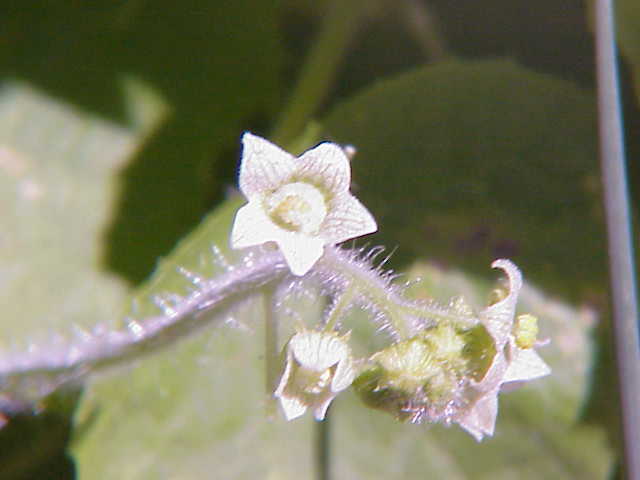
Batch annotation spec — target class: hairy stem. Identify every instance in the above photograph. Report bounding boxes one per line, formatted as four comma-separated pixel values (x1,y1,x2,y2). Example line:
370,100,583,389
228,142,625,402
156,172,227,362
318,248,460,340
1,249,289,402
1,244,469,405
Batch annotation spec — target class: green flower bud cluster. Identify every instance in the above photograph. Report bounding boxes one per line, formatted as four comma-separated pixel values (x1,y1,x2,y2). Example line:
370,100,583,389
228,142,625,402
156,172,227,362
353,321,495,424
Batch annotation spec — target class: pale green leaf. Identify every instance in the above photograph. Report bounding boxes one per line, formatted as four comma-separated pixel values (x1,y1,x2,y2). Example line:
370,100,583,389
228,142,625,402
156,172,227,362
0,78,164,345
0,77,166,478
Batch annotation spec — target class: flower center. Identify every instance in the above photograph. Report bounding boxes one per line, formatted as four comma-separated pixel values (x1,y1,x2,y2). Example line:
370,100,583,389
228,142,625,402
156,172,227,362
266,182,328,234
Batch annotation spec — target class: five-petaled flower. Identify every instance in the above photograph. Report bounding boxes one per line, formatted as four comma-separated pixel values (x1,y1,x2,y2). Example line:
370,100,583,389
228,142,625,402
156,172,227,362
274,329,355,421
231,133,377,275
454,259,551,441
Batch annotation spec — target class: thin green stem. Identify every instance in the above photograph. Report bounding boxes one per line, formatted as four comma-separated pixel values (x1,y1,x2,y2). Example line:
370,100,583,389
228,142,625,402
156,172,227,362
264,285,280,418
315,414,331,480
323,286,356,332
271,0,366,146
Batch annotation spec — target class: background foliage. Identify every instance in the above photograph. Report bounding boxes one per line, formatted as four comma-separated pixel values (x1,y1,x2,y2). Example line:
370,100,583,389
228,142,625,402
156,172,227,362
1,1,638,478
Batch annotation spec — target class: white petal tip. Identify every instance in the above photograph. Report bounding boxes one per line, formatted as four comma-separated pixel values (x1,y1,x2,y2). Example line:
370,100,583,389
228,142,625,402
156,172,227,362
278,395,307,421
278,237,325,276
313,398,334,420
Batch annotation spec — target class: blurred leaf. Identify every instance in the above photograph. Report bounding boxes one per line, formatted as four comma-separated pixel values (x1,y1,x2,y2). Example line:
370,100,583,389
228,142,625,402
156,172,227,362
103,0,285,284
0,77,164,476
0,78,163,344
323,59,604,301
1,0,285,283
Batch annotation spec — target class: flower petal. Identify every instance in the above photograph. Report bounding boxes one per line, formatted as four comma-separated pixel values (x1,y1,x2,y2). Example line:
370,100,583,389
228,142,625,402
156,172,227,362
313,395,337,420
296,142,351,196
321,194,377,244
278,395,308,421
456,389,499,441
290,330,350,371
331,354,355,392
275,232,325,276
239,132,296,198
481,259,522,348
230,201,280,249
503,346,551,384
274,347,295,398
473,349,508,393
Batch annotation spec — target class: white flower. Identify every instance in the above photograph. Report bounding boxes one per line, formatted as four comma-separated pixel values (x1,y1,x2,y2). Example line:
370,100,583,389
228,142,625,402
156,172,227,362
231,132,377,276
274,329,355,421
454,259,551,441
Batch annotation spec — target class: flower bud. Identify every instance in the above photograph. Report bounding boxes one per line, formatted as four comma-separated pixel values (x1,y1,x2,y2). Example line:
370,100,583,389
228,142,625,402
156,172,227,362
274,329,355,421
353,322,495,424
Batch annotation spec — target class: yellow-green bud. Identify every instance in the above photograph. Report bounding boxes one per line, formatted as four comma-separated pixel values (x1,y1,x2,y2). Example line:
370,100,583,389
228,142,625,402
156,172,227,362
513,314,539,349
353,323,496,424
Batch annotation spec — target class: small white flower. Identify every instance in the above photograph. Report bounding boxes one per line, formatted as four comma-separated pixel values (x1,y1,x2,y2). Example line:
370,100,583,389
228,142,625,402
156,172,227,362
274,329,355,421
231,132,377,276
455,259,551,441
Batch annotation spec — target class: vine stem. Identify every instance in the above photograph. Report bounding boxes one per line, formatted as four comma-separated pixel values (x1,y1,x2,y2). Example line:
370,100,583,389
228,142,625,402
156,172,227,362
0,249,289,402
2,246,450,403
594,0,640,477
320,248,456,340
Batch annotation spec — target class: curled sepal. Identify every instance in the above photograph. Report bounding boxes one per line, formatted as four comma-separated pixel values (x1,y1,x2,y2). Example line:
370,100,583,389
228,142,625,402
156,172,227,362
231,133,377,276
453,259,551,441
274,329,355,421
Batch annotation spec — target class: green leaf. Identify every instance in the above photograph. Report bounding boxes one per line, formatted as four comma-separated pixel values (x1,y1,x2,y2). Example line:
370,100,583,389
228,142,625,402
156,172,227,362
1,1,285,283
102,0,285,283
0,78,163,348
324,59,603,301
0,77,165,477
